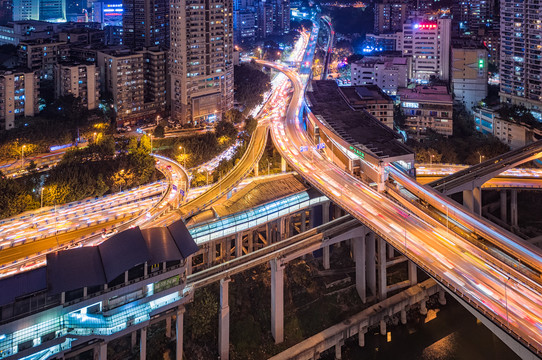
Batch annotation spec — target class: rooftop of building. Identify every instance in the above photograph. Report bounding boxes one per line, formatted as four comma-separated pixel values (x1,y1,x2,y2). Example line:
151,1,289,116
307,80,412,159
353,54,408,66
58,27,104,34
98,46,165,57
0,20,58,29
398,85,452,103
338,85,393,104
451,37,486,49
19,38,67,45
0,67,37,75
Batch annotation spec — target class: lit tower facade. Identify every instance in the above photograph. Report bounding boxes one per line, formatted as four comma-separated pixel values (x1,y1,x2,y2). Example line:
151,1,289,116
170,0,234,123
500,0,542,119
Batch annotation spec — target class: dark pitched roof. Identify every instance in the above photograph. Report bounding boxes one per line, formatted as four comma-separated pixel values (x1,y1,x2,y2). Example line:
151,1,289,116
0,267,47,305
46,247,106,294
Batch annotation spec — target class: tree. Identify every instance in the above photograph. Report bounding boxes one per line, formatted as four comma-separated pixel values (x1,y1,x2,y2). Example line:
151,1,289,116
223,109,244,124
140,135,152,153
153,125,165,138
215,120,237,140
245,116,258,134
234,64,271,111
186,288,218,340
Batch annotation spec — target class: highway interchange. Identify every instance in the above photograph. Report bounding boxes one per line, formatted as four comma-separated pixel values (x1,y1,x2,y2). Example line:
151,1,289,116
0,22,542,355
258,32,542,352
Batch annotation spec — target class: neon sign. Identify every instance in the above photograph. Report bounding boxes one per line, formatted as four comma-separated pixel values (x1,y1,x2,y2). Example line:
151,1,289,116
415,23,437,30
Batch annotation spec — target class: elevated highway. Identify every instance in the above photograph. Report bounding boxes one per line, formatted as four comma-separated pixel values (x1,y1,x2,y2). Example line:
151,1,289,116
416,164,542,189
261,60,542,358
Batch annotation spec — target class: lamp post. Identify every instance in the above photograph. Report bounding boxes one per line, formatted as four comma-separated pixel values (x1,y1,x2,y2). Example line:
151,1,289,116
40,187,45,208
93,132,97,143
179,146,186,168
479,153,485,164
430,154,434,167
119,169,125,192
21,145,26,171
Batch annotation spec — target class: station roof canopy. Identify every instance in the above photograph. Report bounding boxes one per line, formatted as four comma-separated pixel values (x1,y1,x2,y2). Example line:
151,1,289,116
0,219,199,303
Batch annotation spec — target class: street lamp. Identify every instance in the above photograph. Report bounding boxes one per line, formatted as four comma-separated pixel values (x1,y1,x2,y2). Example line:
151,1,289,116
430,154,435,167
40,187,45,208
479,153,485,164
21,145,26,171
119,169,125,192
179,146,186,168
93,132,97,143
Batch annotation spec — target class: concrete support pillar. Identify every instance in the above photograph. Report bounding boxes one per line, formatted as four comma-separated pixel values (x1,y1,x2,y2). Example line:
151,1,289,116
83,287,88,297
254,162,259,177
438,289,447,306
335,343,342,360
420,299,428,316
377,238,387,300
400,309,407,325
278,217,285,241
143,262,148,277
166,316,172,339
96,342,107,360
207,244,214,267
176,307,185,360
500,190,507,222
387,244,394,260
366,232,376,298
358,327,366,347
379,319,386,336
323,202,330,224
124,271,129,284
186,256,193,276
270,258,285,344
408,261,417,286
266,223,272,244
235,232,242,258
300,211,307,233
354,236,366,303
323,245,330,270
281,156,287,172
219,278,231,360
140,327,147,360
308,209,314,229
463,187,482,216
131,331,137,349
511,189,518,228
248,231,253,253
61,292,65,304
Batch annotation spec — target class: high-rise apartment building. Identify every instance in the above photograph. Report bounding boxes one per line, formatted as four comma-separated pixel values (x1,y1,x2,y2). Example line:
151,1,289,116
273,0,290,35
169,0,234,123
374,0,408,34
18,39,69,80
0,69,39,130
234,10,256,43
54,62,100,110
258,1,274,38
13,0,66,21
402,18,451,83
500,0,542,119
123,0,169,49
451,40,488,112
39,0,66,20
398,85,454,138
452,0,495,34
97,47,166,125
351,55,410,96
